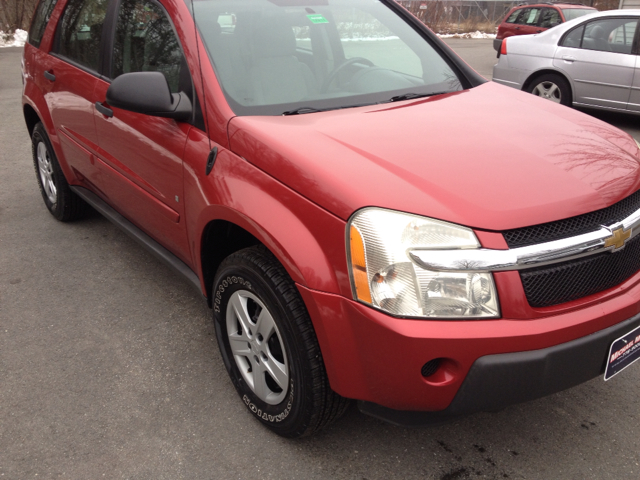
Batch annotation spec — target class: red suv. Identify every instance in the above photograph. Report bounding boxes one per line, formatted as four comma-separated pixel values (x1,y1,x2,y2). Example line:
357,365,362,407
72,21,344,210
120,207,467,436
22,0,640,437
494,2,596,52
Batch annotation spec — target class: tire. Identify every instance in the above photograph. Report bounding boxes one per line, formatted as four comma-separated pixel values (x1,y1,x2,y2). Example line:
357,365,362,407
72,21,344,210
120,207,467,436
526,74,572,107
213,245,350,438
31,122,87,221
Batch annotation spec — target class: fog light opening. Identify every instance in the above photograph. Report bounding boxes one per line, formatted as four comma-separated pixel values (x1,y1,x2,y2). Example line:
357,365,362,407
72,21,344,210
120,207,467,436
421,358,442,378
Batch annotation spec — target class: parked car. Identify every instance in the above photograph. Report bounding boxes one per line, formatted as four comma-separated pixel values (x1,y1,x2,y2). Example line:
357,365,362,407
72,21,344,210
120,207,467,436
22,0,640,437
494,2,596,52
493,10,640,112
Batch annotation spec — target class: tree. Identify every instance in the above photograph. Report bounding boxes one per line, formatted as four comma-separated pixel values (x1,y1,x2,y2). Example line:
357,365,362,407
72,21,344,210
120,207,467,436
0,0,39,33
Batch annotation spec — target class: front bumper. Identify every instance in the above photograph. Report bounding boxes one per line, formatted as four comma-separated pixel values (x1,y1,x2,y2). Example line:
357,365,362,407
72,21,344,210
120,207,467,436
358,310,640,425
297,269,640,419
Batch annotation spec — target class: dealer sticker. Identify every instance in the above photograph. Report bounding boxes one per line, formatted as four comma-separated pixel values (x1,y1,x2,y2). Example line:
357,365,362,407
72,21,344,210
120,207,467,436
604,325,640,381
307,14,329,24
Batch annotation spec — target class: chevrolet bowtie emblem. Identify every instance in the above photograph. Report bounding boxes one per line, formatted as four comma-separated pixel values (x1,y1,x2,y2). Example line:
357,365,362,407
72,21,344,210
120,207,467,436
604,227,631,251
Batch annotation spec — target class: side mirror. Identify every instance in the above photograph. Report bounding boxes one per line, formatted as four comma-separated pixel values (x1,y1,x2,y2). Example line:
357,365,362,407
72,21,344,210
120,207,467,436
106,71,192,122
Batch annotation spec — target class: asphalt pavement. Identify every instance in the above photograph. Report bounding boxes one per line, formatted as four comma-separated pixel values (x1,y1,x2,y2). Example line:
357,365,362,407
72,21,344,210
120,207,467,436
2,42,640,480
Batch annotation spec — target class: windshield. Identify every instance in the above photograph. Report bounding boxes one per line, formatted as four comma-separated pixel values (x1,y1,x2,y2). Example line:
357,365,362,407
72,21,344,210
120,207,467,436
561,8,595,21
191,0,463,115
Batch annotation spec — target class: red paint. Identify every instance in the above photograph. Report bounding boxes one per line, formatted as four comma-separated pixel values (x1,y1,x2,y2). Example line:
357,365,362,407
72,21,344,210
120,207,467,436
228,83,640,230
21,0,640,414
496,3,596,42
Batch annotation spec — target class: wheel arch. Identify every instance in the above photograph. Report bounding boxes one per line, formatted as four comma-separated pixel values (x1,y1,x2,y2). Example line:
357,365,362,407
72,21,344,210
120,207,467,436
196,196,348,307
23,103,41,137
200,219,261,307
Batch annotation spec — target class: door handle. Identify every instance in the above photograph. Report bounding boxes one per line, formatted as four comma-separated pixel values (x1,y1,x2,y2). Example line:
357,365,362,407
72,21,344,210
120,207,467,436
536,29,542,33
515,27,520,30
43,70,56,82
95,101,113,118
562,55,576,63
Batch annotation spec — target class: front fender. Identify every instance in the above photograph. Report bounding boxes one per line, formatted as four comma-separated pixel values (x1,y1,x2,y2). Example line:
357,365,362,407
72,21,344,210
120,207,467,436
183,128,352,299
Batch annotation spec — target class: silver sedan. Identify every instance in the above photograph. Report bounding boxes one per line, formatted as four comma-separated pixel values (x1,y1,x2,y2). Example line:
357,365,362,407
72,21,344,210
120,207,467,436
493,9,640,114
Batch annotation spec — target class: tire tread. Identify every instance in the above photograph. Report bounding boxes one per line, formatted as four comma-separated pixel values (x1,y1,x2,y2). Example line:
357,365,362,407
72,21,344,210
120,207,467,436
219,245,350,437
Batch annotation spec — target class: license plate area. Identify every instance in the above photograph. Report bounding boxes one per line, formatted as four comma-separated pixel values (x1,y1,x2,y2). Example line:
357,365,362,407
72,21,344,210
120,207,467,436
605,324,640,381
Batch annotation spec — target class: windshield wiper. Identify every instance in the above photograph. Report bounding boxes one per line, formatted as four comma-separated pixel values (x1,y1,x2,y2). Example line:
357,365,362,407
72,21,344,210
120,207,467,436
282,106,324,116
282,102,376,116
386,92,449,103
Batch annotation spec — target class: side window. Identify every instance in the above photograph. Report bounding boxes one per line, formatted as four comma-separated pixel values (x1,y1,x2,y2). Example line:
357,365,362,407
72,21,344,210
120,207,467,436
57,0,108,72
522,8,541,26
505,10,520,24
112,0,185,93
610,20,637,51
538,8,561,29
28,0,58,48
561,25,584,48
218,13,236,33
514,8,531,25
294,25,311,51
582,18,637,54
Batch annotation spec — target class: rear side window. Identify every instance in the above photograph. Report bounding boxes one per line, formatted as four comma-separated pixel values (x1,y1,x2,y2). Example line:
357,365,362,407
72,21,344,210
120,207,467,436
112,0,186,93
583,18,637,54
561,8,597,22
505,10,520,24
517,8,541,26
56,0,109,72
538,8,561,29
561,18,638,54
28,0,59,48
561,24,584,48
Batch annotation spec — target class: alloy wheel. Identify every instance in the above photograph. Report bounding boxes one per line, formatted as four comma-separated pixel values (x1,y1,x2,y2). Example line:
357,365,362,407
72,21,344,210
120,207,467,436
532,81,562,103
37,141,57,204
226,290,289,405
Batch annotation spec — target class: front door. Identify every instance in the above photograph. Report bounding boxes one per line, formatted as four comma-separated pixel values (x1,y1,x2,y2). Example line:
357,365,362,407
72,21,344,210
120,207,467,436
93,0,194,263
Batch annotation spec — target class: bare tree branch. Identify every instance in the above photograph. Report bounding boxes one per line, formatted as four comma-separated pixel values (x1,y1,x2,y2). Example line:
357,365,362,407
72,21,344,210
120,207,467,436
0,0,39,33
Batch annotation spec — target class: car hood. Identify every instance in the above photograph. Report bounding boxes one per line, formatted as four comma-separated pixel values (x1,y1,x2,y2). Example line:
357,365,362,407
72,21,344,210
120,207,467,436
227,82,640,231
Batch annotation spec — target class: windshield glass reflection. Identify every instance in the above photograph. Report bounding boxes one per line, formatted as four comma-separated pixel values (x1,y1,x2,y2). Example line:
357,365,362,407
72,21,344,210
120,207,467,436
192,0,463,115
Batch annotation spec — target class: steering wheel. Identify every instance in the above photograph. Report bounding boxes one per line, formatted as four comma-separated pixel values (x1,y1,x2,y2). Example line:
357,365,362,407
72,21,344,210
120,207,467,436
320,57,374,93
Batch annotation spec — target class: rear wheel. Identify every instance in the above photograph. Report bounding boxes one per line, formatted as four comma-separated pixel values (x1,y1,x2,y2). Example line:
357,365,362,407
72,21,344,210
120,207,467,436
527,74,571,107
31,122,86,221
213,246,350,438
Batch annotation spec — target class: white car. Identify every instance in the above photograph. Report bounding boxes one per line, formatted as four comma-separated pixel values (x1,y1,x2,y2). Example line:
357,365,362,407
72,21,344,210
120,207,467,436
493,9,640,114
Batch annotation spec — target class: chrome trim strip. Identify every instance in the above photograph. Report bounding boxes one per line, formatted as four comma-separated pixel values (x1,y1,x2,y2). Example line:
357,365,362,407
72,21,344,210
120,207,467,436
409,210,640,273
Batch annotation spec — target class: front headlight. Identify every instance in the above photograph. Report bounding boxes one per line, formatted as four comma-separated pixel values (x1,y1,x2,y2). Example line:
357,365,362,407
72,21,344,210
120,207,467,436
347,208,500,319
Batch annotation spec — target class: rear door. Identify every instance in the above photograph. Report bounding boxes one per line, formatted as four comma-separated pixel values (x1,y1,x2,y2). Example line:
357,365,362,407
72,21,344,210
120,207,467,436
44,0,108,189
498,8,521,40
92,0,195,263
554,17,638,110
512,8,543,38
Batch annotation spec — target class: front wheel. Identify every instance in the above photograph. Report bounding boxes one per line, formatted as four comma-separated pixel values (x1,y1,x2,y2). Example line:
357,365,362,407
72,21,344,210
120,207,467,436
213,246,350,438
526,74,572,107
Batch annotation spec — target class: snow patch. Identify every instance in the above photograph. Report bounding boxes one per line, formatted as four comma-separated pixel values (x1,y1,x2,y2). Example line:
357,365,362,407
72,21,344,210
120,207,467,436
0,29,28,48
438,31,496,39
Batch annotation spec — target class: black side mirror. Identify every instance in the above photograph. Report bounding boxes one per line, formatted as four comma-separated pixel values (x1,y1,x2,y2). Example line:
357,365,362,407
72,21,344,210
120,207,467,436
106,71,192,122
